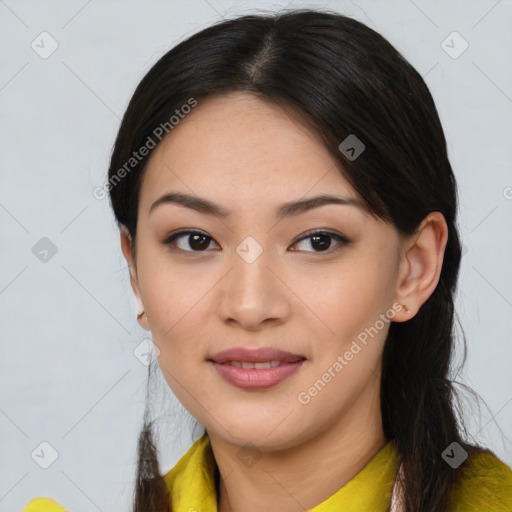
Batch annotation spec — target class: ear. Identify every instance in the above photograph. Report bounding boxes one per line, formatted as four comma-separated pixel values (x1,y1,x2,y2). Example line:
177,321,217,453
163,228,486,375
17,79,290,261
393,211,448,322
120,226,150,330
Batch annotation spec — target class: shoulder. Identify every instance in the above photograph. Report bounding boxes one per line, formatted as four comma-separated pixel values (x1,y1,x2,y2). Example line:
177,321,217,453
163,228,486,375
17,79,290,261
449,447,512,511
22,498,68,512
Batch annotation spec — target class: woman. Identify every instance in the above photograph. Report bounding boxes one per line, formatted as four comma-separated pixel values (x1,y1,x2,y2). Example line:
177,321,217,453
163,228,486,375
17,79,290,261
23,8,512,512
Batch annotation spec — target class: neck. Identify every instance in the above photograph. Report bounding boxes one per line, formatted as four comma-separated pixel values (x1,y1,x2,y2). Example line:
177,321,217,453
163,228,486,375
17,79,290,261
208,382,386,512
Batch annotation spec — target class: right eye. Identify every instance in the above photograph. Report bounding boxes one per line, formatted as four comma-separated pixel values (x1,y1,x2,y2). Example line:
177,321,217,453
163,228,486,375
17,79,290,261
163,230,220,253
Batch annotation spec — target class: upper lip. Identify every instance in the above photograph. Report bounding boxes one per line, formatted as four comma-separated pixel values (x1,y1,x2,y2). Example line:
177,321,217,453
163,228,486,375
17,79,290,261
209,347,305,363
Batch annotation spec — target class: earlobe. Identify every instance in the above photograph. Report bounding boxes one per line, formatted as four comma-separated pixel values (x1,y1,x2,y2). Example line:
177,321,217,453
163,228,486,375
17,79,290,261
137,311,150,330
393,212,448,321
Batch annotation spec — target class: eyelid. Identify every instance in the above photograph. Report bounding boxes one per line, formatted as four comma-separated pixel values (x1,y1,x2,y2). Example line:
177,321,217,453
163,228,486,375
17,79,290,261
294,228,350,245
162,228,350,253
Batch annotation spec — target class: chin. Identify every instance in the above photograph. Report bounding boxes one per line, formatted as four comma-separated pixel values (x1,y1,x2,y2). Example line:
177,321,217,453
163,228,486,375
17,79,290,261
208,420,307,452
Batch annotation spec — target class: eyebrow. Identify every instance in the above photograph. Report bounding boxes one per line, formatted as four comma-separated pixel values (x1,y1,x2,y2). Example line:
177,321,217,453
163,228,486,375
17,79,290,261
148,192,363,221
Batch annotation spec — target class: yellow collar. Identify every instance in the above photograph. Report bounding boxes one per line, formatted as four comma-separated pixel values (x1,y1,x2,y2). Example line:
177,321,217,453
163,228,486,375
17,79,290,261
21,434,512,511
163,434,398,511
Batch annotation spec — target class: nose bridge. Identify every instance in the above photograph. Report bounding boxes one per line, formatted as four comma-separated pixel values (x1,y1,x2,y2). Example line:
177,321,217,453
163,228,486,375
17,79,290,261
218,234,289,328
232,234,275,302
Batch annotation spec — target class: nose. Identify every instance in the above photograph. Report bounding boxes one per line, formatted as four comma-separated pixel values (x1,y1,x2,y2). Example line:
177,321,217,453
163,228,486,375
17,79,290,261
217,244,291,331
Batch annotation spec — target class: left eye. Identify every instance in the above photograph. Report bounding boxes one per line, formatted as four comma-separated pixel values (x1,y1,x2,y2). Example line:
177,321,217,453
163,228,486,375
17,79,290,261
291,231,349,253
163,230,349,253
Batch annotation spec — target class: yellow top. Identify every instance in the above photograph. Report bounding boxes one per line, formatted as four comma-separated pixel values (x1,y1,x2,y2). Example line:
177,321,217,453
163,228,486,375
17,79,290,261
21,498,67,512
22,434,512,511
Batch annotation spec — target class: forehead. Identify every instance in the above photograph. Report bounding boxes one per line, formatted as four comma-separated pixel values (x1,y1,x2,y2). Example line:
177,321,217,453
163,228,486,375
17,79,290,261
139,92,358,212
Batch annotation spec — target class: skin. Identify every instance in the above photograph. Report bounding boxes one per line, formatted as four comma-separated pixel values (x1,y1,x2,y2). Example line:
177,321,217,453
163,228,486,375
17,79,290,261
120,91,448,512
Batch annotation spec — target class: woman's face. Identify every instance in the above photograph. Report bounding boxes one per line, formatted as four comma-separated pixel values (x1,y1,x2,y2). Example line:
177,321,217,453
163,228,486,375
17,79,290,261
123,92,411,450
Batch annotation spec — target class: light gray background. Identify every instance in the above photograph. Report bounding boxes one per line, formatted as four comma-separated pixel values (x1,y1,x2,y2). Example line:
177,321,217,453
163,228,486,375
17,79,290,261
1,0,511,510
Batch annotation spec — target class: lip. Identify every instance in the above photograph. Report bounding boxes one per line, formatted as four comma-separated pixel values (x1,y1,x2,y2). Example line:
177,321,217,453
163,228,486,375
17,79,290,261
208,346,306,390
210,360,305,390
209,346,305,364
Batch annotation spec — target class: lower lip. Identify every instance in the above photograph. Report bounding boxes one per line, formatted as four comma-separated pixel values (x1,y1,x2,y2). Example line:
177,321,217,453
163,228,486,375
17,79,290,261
210,360,304,390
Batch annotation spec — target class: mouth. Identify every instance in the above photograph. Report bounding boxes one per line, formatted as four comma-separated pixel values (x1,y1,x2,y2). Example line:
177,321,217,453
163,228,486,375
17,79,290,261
208,346,306,390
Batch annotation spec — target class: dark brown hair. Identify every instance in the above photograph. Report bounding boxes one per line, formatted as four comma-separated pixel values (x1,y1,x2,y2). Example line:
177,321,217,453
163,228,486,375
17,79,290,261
107,8,487,511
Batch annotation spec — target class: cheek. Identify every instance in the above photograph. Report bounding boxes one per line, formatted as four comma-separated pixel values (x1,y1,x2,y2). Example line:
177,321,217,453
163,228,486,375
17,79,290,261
145,287,211,412
137,240,209,332
296,253,394,348
135,249,213,379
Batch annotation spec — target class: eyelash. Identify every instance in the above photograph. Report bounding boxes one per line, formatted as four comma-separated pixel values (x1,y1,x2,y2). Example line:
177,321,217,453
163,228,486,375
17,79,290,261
162,229,350,255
